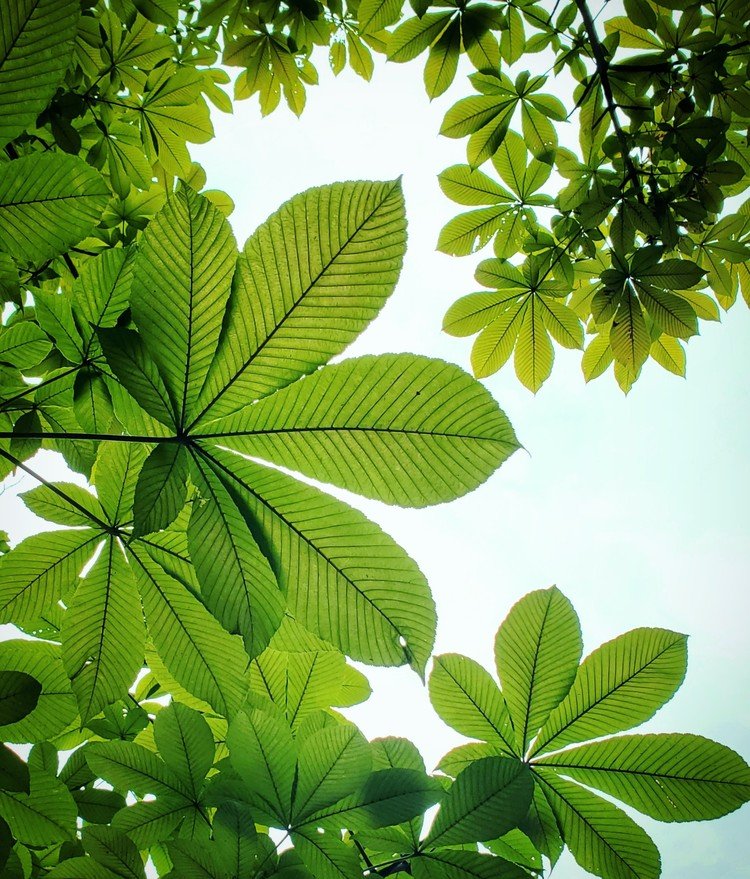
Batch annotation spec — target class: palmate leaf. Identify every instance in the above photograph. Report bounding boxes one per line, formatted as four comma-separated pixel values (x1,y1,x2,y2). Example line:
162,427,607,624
202,447,436,672
0,0,80,147
537,733,750,822
192,179,407,423
199,354,518,507
0,154,109,265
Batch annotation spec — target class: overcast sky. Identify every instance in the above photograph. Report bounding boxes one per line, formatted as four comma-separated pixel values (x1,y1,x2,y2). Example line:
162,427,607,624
2,34,748,879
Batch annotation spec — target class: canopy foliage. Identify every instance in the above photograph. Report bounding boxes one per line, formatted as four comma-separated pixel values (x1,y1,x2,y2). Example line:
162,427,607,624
0,2,748,879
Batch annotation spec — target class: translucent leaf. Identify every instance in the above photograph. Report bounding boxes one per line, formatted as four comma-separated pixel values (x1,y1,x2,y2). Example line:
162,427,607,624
494,587,582,755
201,354,519,507
537,733,750,822
21,483,104,528
153,702,214,799
0,155,108,265
133,444,187,537
532,628,687,756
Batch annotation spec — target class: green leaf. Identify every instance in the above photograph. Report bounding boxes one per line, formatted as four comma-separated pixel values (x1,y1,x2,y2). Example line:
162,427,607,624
0,641,76,743
471,300,527,379
610,292,649,372
302,768,443,830
0,154,108,265
0,671,40,727
582,334,614,382
494,587,582,756
387,13,454,63
292,723,371,822
33,290,84,364
0,745,76,845
227,709,295,826
61,539,144,721
86,741,190,800
514,298,553,392
114,795,196,847
128,547,249,718
437,742,506,778
21,483,104,528
429,654,514,753
650,335,685,376
99,328,177,427
188,454,284,657
538,297,584,349
636,259,704,290
73,248,134,333
426,757,534,846
438,206,515,256
153,702,214,799
0,322,52,369
44,858,124,879
412,849,529,879
92,443,149,527
201,448,436,672
532,628,688,756
358,0,403,34
635,284,698,339
604,16,663,50
444,292,519,338
83,825,146,879
132,444,187,537
0,743,29,794
0,0,80,147
73,371,114,434
438,165,513,207
249,648,345,728
130,186,236,428
536,733,750,822
201,354,519,507
194,180,406,423
424,20,460,100
535,771,660,879
212,802,263,877
0,529,100,624
292,827,362,879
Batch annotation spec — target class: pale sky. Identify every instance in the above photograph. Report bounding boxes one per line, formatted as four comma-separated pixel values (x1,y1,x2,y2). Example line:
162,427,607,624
2,37,749,879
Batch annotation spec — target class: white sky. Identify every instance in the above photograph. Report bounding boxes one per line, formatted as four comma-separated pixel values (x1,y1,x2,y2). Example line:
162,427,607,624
2,37,749,879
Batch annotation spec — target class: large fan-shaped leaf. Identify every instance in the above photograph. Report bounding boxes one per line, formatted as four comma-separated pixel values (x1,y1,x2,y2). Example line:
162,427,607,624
425,757,533,846
429,654,514,754
199,354,519,506
494,587,582,755
202,447,436,672
0,528,100,623
130,185,236,427
535,771,660,879
192,179,407,424
292,723,371,822
0,154,108,264
127,547,248,718
188,454,284,657
226,709,296,827
0,0,80,147
536,733,750,822
532,628,687,756
61,539,144,721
